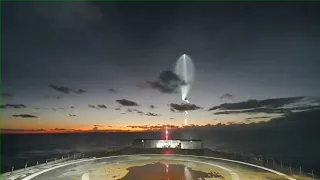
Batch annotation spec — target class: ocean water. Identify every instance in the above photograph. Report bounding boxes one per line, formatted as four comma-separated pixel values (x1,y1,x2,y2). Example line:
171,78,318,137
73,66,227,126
1,132,160,172
1,131,319,174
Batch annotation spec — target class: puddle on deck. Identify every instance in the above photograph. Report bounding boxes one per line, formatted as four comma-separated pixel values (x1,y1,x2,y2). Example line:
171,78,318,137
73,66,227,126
117,162,225,180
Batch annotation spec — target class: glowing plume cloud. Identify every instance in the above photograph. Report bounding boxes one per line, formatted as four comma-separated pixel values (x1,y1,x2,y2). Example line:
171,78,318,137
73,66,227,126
174,54,195,101
175,54,195,125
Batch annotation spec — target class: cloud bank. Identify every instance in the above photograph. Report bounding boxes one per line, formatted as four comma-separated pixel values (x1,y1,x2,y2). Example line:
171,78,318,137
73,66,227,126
170,103,202,111
148,70,185,93
12,114,38,118
116,99,138,106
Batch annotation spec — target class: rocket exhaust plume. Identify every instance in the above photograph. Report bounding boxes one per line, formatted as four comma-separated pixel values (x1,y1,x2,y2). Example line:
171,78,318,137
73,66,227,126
175,54,195,126
174,54,195,101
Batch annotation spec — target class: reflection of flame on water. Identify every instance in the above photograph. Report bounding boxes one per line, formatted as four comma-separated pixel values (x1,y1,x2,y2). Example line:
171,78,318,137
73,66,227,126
184,166,192,180
81,173,90,180
117,162,216,180
163,149,173,154
165,127,168,140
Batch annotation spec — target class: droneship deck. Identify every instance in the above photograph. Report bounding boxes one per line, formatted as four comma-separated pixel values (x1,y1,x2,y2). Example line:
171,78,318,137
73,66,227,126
1,139,315,180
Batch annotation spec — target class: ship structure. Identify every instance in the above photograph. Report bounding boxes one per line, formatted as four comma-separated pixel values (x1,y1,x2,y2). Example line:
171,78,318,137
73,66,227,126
1,139,317,180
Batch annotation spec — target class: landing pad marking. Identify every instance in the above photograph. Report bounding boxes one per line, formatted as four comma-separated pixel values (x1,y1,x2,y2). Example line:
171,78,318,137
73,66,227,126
21,154,295,180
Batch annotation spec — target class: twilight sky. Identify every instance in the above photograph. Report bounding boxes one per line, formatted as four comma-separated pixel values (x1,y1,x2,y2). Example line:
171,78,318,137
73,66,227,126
2,2,320,133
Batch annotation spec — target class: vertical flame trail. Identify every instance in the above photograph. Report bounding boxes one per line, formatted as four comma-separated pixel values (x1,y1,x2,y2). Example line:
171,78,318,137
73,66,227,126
165,127,168,140
184,100,190,125
184,111,188,125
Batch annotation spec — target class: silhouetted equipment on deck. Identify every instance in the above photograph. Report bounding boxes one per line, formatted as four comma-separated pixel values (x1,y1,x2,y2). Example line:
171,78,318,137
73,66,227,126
132,139,204,149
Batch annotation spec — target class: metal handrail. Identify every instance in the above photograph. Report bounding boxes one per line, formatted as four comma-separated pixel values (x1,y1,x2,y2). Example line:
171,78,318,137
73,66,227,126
1,148,318,179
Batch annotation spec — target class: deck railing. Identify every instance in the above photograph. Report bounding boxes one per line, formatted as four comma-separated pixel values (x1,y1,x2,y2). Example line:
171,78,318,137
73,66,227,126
2,148,318,180
2,153,84,177
212,150,318,180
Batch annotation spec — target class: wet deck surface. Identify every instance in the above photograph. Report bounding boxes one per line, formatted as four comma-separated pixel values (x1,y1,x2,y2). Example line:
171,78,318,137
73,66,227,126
2,154,301,180
117,162,225,180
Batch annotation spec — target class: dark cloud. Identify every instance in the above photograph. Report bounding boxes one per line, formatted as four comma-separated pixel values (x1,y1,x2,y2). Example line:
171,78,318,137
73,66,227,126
69,114,76,117
97,104,107,109
108,88,117,93
116,99,138,106
53,128,75,131
0,104,26,109
2,92,13,98
145,112,161,116
137,110,144,114
130,108,138,112
170,108,175,112
12,114,38,118
127,124,180,130
148,70,185,93
70,106,75,109
170,118,174,119
126,108,151,116
74,89,87,94
44,94,63,100
1,128,45,132
88,104,107,109
193,109,320,132
170,103,202,111
287,105,320,111
209,97,304,111
179,109,320,132
213,108,292,115
127,125,148,129
52,107,65,111
49,84,87,94
128,109,143,114
149,105,155,109
214,105,320,115
93,124,103,131
49,84,72,94
114,107,121,111
220,93,233,102
210,97,320,115
88,105,96,109
245,116,272,120
33,107,49,110
94,124,103,127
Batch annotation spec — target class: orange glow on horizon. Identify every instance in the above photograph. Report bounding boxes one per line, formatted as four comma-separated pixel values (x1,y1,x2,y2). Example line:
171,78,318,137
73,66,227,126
1,126,183,134
1,129,166,134
1,117,262,134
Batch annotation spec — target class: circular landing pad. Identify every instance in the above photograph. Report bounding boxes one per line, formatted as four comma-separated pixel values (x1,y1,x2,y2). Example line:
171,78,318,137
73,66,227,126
24,155,296,180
